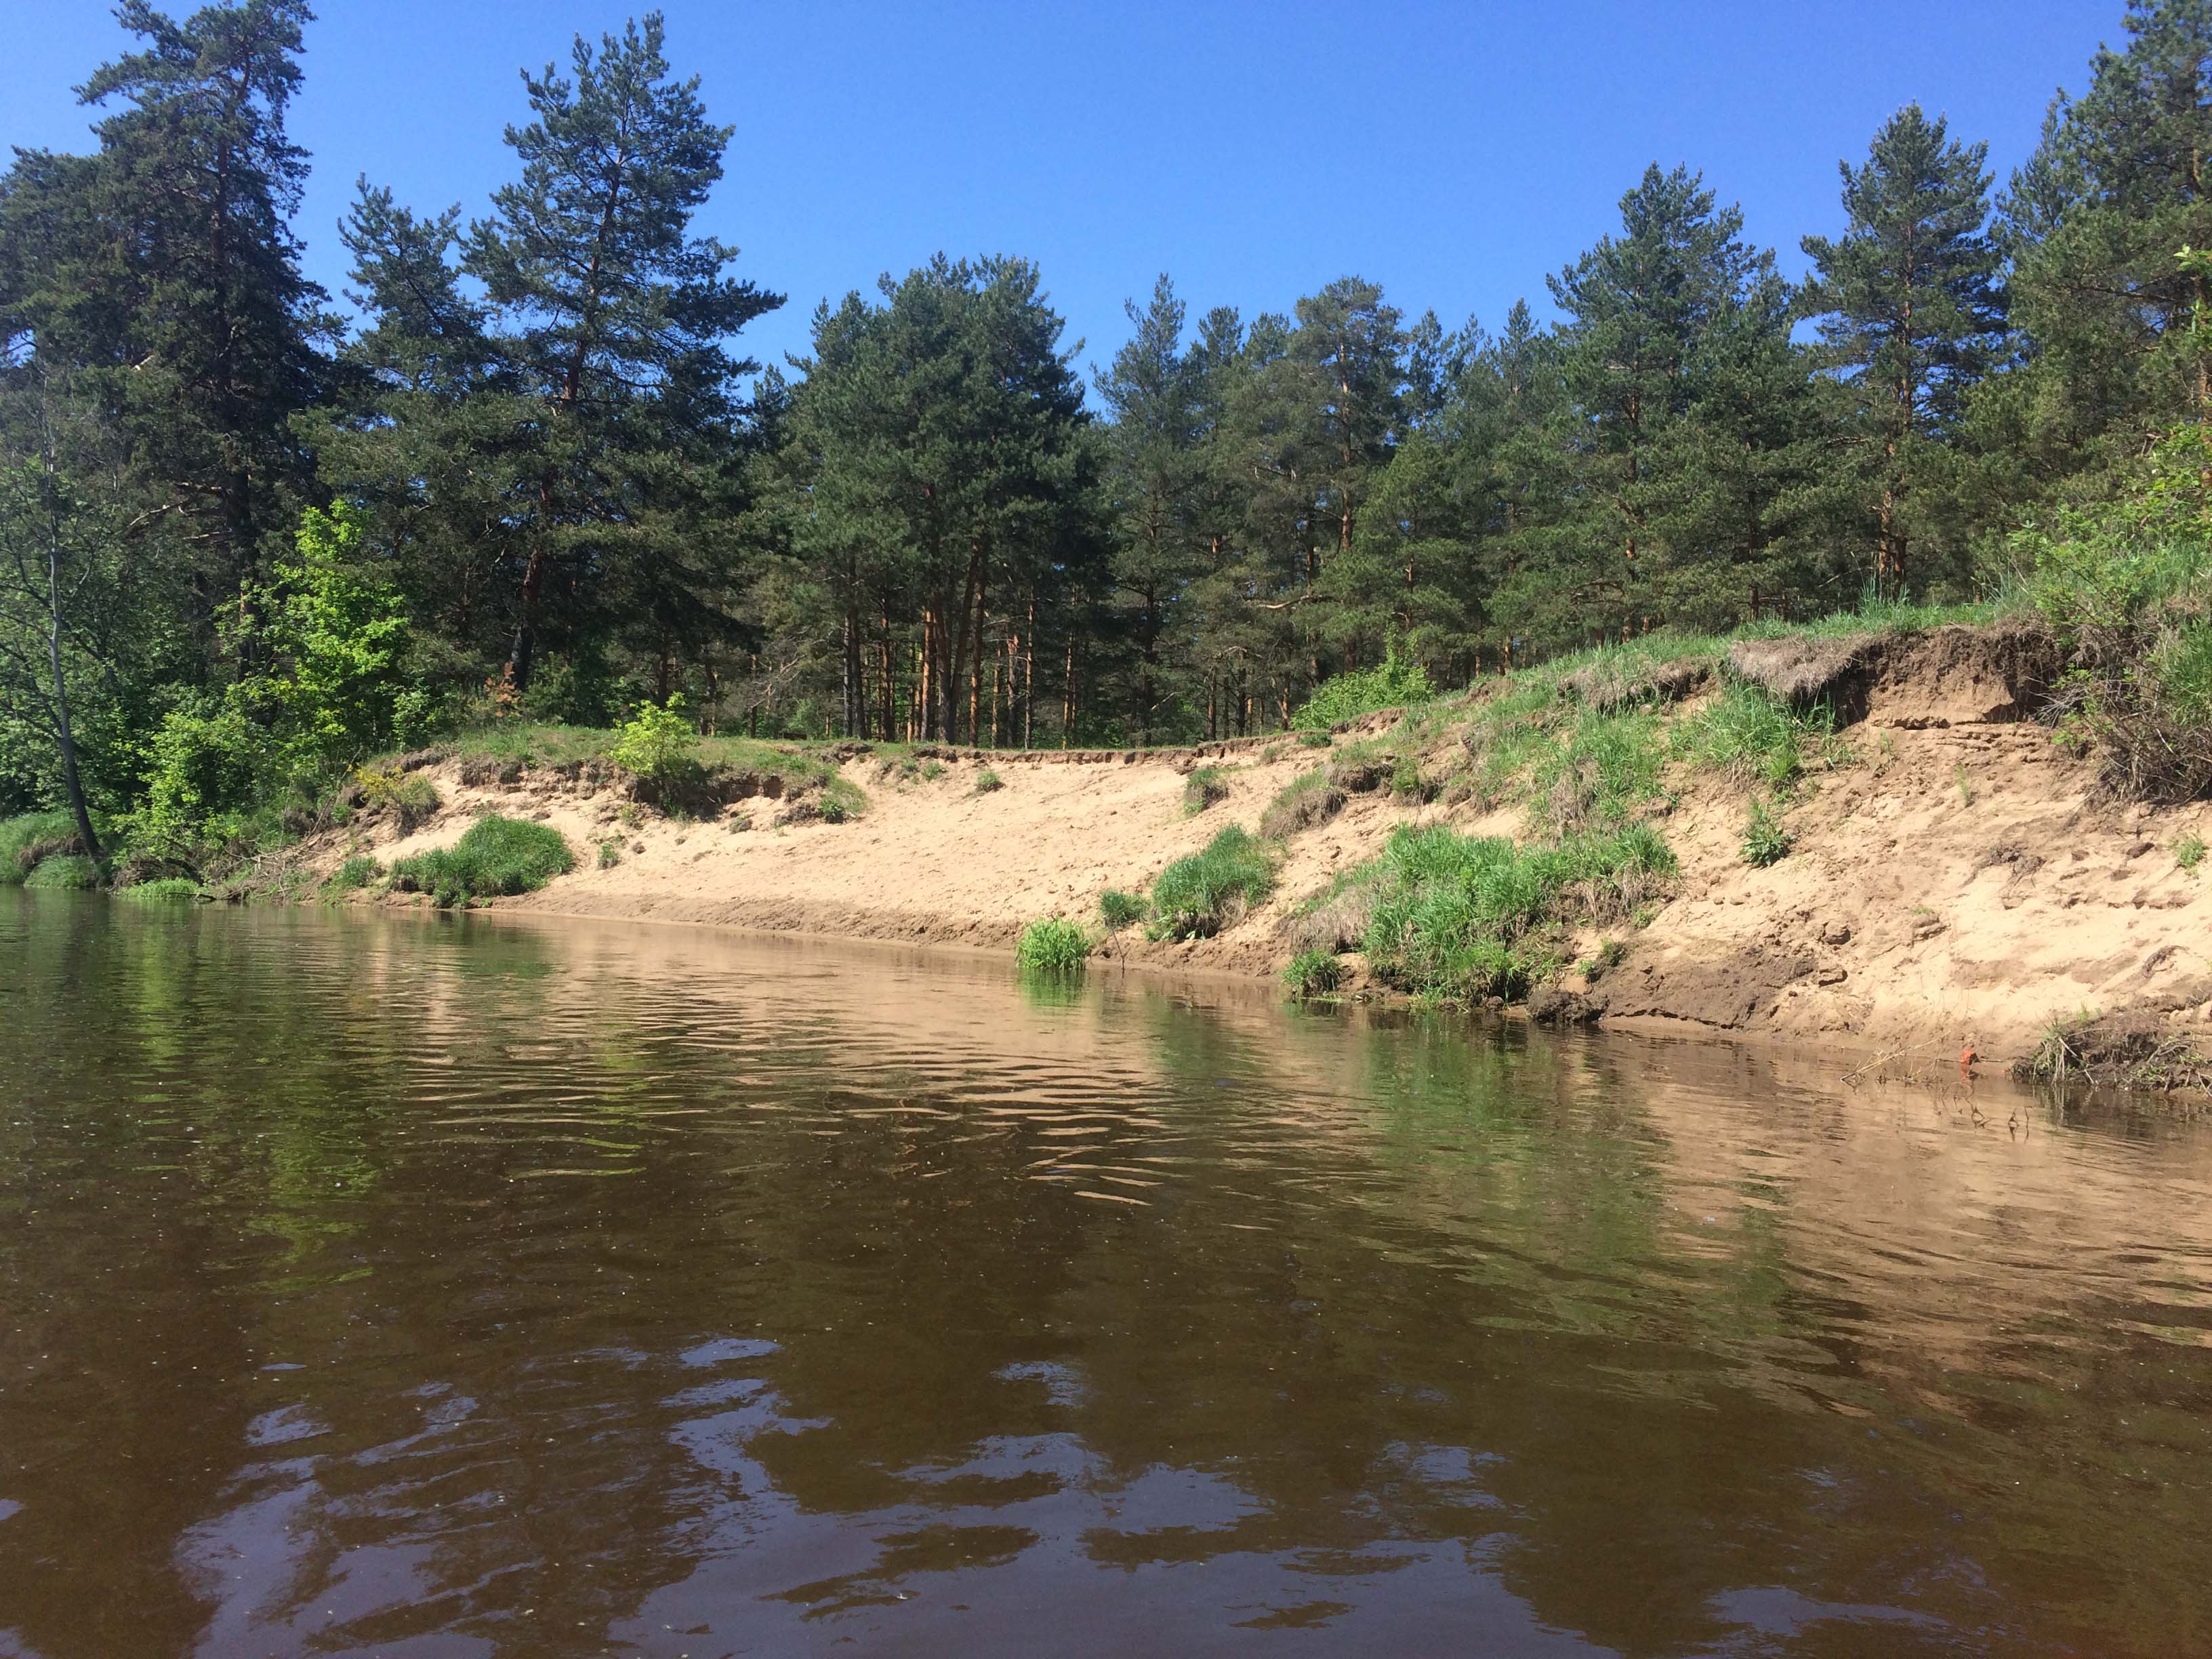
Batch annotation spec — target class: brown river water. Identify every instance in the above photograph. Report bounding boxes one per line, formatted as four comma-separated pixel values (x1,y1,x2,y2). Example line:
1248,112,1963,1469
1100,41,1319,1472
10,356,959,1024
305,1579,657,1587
3,893,2211,1658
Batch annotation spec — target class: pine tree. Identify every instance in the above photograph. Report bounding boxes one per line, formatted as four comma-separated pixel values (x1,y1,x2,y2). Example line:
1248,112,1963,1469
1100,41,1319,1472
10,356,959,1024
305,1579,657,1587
1544,164,1778,638
2001,0,2212,461
1803,104,2007,598
1095,276,1207,742
464,12,781,693
0,0,333,658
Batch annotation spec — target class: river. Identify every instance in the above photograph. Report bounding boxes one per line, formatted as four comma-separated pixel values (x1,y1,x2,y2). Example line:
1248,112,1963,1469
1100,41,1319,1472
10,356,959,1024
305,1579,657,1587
2,893,2209,1657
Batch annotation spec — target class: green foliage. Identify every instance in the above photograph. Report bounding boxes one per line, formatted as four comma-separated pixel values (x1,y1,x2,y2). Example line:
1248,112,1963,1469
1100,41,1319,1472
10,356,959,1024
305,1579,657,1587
2177,833,2206,873
23,854,98,890
136,700,266,856
1357,822,1676,1001
1283,947,1343,998
1292,654,1435,731
1150,825,1276,939
1,812,79,886
597,838,623,869
1296,730,1333,748
117,876,201,903
1015,916,1091,972
1674,684,1828,788
609,698,701,785
1097,888,1147,929
1740,798,1795,867
326,855,384,893
390,815,574,907
253,504,424,777
1183,766,1229,813
356,766,439,831
973,767,1004,794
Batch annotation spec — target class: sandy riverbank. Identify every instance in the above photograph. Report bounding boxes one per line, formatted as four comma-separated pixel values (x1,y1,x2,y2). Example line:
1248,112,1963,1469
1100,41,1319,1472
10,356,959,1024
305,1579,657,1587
304,626,2212,1082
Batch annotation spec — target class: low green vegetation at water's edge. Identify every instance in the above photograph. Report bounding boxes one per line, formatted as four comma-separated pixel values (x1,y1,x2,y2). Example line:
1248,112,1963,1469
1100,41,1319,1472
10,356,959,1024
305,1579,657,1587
389,816,574,908
1149,826,1276,941
1097,888,1147,930
1016,916,1091,972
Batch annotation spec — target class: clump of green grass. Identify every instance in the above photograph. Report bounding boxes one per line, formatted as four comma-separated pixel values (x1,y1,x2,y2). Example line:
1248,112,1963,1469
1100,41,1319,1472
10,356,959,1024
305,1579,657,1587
1098,888,1147,930
1259,770,1346,839
1151,825,1276,940
973,767,1004,795
390,815,574,907
816,776,867,823
118,876,201,903
23,854,98,890
1016,916,1091,972
325,854,384,893
596,838,623,869
1295,730,1332,749
1740,799,1795,867
1183,766,1230,813
1673,683,1830,788
1,811,81,886
1357,823,1676,1002
1283,947,1343,998
2178,832,2207,872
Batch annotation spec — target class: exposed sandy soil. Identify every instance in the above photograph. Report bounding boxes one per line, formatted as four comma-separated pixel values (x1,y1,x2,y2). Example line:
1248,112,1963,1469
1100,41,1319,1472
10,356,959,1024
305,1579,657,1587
311,628,2212,1077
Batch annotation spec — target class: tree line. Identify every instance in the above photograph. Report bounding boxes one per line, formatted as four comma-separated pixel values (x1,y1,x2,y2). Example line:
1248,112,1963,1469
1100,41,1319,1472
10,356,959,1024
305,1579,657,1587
5,0,2212,850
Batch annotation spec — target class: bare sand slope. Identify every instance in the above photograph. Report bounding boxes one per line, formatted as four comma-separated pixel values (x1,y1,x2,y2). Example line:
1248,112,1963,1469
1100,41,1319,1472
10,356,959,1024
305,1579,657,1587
327,647,2212,1075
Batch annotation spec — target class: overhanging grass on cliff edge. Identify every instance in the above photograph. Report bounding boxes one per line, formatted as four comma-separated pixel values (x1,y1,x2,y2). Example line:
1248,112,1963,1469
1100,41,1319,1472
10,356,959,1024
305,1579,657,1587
1353,823,1675,1002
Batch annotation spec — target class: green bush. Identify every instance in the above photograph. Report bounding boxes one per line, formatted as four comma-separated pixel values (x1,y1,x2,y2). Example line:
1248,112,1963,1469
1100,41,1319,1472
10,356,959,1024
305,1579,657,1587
1357,823,1676,1002
1151,825,1276,939
1,811,79,886
1098,888,1147,929
973,767,1004,794
326,855,384,893
1293,653,1435,731
1284,947,1343,997
1016,916,1091,972
1740,798,1795,867
1181,766,1230,813
390,815,574,907
2177,832,2206,872
117,876,202,903
610,698,700,785
597,838,623,869
23,855,98,890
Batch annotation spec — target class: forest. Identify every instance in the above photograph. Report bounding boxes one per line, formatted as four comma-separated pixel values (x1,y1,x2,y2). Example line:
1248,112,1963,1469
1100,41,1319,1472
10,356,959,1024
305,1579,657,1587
3,0,2212,875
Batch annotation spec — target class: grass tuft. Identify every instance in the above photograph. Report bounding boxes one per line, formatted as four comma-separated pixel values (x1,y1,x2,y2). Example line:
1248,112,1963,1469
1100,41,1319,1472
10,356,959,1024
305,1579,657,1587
118,876,202,903
1016,916,1091,972
1283,947,1343,998
390,815,574,907
1151,825,1276,940
1098,888,1147,930
1740,799,1795,867
22,854,98,890
1183,766,1230,813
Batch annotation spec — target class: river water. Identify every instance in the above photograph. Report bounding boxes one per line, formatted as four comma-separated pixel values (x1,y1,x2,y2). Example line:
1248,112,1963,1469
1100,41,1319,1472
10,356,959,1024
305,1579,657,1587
3,894,2210,1658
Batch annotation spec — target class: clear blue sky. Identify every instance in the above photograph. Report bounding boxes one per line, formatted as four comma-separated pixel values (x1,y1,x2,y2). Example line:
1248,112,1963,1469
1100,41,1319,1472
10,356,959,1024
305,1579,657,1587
12,0,2122,382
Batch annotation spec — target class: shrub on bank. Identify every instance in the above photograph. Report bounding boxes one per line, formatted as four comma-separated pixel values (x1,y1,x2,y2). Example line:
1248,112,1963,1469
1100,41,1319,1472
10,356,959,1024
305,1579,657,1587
390,815,574,907
1358,823,1675,1002
1292,654,1433,731
1284,947,1343,998
1183,766,1230,813
1151,825,1275,940
1098,888,1147,930
1017,916,1091,972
